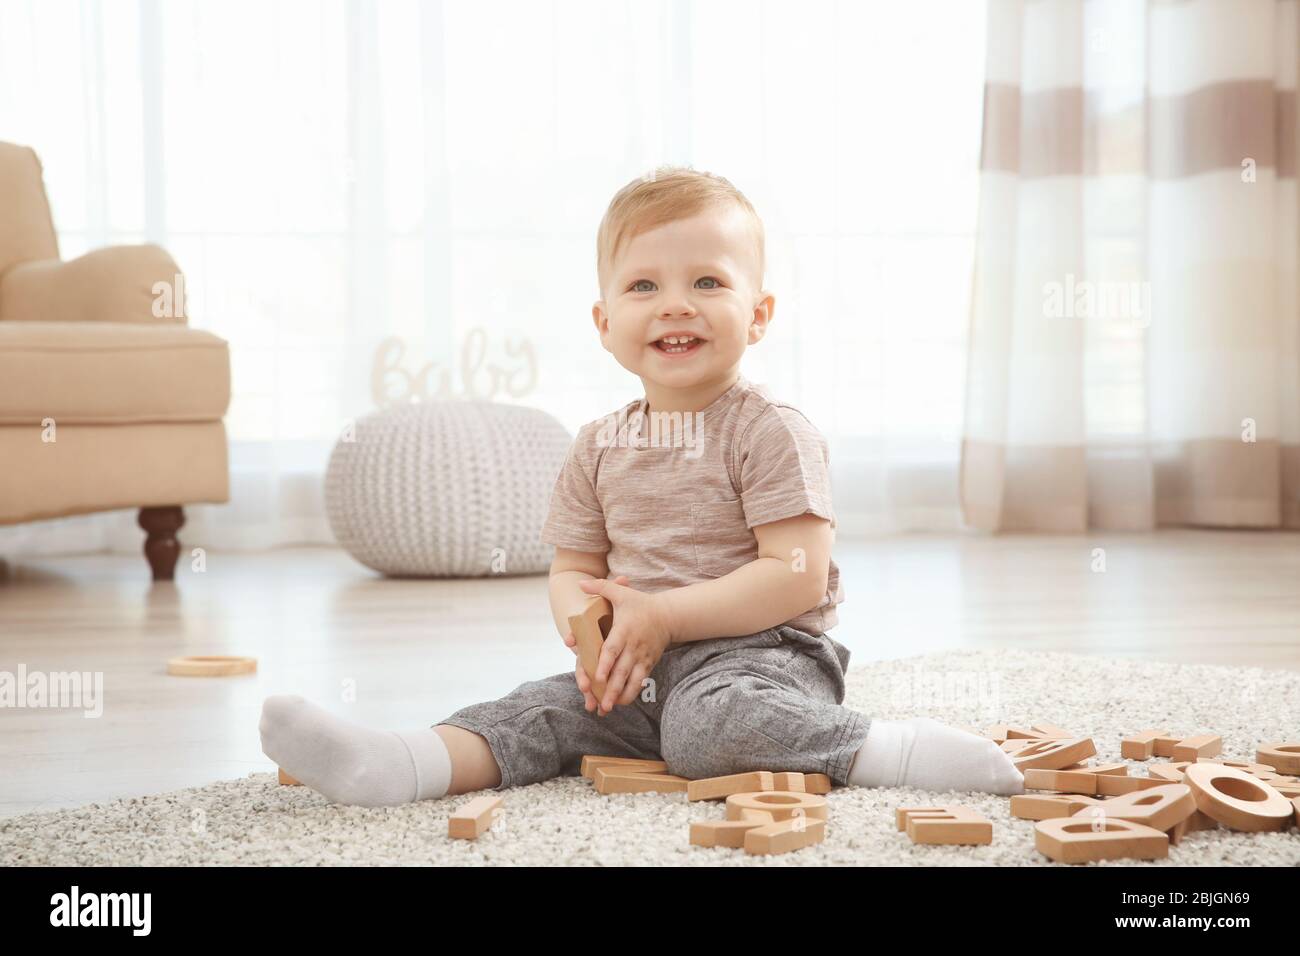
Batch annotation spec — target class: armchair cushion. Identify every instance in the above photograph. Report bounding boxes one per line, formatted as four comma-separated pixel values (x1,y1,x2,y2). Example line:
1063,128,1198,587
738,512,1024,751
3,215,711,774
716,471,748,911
0,321,230,425
0,244,185,325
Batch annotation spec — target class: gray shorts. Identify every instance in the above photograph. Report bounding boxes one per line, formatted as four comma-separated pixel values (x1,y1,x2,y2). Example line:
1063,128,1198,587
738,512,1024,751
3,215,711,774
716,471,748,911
436,624,871,790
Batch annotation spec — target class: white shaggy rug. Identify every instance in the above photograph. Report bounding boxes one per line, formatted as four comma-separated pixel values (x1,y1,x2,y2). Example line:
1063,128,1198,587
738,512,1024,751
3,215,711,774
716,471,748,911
3,648,1299,866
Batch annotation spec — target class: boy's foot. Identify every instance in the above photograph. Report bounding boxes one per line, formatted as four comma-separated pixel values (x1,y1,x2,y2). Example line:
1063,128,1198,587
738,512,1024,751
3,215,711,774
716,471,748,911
847,716,1024,795
259,695,452,806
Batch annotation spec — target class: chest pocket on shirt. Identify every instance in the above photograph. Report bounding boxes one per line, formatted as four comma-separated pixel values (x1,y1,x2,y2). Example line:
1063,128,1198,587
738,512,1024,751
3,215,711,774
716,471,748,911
690,498,753,578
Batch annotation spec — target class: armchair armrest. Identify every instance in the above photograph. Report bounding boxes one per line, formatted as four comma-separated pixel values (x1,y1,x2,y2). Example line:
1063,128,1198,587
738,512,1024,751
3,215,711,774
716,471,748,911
0,244,186,325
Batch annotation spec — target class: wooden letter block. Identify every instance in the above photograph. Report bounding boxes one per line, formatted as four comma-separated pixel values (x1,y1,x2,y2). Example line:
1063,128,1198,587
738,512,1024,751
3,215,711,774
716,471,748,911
1071,783,1196,833
1034,817,1169,863
1257,742,1300,775
1095,774,1176,796
771,772,806,792
1254,770,1300,786
277,768,301,786
1004,726,1042,740
1265,778,1300,799
1152,734,1184,758
687,771,774,802
1086,764,1128,780
1147,762,1190,782
1010,793,1107,821
568,596,613,700
1205,759,1277,777
897,806,992,845
1030,723,1075,739
744,816,827,856
725,790,828,822
988,725,1039,743
448,795,503,840
1167,808,1219,845
1011,737,1097,771
594,768,690,794
1183,764,1293,832
1172,734,1222,762
803,773,833,794
1022,768,1101,795
1069,762,1128,776
689,810,775,849
580,755,669,780
1120,729,1169,760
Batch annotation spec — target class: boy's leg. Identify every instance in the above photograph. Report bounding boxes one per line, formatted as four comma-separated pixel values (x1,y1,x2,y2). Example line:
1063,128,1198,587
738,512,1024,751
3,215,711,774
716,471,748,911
657,627,868,783
436,668,663,791
657,626,1022,794
259,694,456,807
259,665,664,807
434,724,502,794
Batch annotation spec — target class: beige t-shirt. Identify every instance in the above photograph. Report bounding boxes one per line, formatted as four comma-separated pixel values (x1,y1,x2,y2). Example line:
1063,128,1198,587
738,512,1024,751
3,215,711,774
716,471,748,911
539,374,843,635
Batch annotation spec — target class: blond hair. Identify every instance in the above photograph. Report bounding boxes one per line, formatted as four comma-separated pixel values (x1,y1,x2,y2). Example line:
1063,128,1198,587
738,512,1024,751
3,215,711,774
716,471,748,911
595,166,765,295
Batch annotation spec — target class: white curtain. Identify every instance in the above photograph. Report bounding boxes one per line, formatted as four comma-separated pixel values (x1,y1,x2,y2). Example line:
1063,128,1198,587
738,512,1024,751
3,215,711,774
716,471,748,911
963,0,1299,531
0,0,988,556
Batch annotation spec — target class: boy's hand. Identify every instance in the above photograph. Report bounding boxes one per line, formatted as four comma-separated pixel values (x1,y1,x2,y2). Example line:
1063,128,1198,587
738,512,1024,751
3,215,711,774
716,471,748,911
565,575,629,714
573,657,600,713
577,576,673,715
561,574,629,656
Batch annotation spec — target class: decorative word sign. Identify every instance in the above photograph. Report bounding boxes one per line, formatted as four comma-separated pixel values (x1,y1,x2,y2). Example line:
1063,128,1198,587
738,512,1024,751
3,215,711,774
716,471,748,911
370,328,537,408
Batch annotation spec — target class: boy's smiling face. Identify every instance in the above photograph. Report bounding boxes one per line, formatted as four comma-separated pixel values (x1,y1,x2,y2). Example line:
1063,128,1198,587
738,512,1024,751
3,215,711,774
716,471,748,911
592,206,774,411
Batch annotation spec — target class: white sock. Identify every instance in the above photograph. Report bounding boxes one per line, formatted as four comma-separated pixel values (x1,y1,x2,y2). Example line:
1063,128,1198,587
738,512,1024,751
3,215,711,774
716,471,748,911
259,695,452,807
847,717,1024,795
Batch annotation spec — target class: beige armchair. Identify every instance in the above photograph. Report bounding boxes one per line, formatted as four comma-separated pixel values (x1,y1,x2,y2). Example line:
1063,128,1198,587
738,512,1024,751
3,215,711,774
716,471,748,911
0,142,231,580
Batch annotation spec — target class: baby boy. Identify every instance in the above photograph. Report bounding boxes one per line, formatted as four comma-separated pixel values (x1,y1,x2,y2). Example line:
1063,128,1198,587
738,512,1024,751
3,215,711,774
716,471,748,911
259,168,1025,805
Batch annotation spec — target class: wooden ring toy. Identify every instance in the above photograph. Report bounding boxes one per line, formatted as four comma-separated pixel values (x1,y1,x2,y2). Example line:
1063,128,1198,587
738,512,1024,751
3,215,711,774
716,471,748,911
166,655,257,677
1183,763,1292,831
1257,742,1300,775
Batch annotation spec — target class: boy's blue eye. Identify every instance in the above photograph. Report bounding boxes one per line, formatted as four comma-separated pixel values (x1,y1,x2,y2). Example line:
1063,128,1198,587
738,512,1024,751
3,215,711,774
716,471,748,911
629,277,721,292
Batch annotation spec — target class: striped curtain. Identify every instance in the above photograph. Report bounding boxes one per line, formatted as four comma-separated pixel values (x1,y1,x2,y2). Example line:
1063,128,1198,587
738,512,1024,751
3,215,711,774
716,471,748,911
962,0,1299,531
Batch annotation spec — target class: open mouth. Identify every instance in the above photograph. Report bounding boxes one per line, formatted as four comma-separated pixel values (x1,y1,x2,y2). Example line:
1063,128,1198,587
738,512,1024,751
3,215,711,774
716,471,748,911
651,336,705,355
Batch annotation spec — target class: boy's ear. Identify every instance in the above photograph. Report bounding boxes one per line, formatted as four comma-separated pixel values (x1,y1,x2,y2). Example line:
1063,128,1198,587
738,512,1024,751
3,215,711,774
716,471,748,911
592,301,611,350
748,291,776,345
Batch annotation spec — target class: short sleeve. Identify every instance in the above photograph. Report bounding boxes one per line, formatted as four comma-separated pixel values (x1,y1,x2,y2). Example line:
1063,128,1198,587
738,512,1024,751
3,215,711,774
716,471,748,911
737,405,835,529
539,426,611,553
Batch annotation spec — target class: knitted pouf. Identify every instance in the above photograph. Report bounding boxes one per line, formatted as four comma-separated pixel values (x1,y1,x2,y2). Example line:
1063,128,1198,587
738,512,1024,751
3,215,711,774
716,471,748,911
324,401,572,577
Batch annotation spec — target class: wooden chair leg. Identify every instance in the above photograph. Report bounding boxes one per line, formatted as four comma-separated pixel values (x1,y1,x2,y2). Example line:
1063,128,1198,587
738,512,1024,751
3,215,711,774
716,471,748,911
138,506,185,581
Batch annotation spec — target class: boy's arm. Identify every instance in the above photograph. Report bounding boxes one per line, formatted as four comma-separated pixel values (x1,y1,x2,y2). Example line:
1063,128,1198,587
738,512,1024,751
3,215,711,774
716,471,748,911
658,513,833,643
548,546,610,638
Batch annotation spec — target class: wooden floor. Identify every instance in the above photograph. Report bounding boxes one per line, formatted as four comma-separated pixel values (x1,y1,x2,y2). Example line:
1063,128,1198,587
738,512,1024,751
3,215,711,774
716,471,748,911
1,530,1298,818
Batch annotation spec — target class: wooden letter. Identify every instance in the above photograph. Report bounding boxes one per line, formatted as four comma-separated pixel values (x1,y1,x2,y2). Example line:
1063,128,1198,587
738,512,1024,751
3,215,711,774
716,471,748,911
1034,817,1169,863
897,806,992,845
568,596,613,700
1120,729,1169,760
448,795,503,840
687,771,775,802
